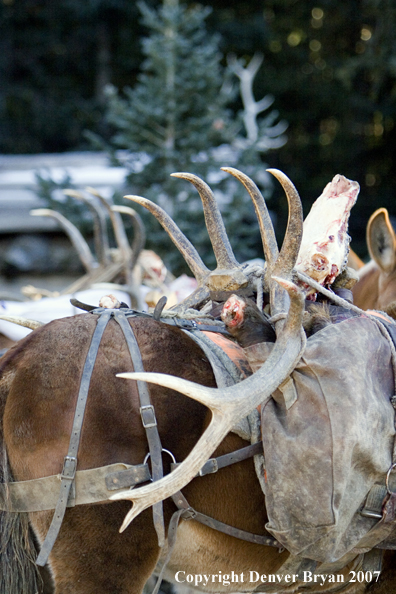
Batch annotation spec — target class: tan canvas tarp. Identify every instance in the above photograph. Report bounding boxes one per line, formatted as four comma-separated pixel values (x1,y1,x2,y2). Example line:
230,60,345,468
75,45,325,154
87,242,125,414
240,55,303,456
245,315,396,563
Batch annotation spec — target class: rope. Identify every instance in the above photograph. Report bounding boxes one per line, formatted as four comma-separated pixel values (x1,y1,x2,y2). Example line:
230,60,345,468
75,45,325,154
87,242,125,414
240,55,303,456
159,308,225,325
268,312,287,324
296,271,396,323
242,262,265,310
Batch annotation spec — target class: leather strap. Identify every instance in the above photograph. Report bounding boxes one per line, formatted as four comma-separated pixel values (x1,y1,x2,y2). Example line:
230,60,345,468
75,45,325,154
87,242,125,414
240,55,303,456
171,441,263,477
72,301,231,335
0,463,150,512
151,315,231,336
2,441,262,513
180,507,283,547
113,310,165,547
171,488,281,548
199,440,263,475
151,508,186,594
149,485,282,594
9,305,260,566
36,310,113,566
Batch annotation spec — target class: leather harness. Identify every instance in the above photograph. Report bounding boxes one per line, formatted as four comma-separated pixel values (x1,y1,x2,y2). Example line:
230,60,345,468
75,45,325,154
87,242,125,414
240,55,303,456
3,302,396,592
0,305,282,569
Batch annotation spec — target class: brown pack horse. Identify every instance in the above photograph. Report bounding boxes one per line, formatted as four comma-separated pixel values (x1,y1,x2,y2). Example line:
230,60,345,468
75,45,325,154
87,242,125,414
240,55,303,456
1,169,396,594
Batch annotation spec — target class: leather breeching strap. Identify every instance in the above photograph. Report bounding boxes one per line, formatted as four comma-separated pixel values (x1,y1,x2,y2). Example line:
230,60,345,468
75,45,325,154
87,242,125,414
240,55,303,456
36,308,166,566
112,309,165,547
36,309,113,566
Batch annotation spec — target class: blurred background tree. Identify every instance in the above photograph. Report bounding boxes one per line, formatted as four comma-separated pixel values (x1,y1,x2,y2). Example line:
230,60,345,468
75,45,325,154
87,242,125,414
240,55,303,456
87,0,286,272
1,0,395,262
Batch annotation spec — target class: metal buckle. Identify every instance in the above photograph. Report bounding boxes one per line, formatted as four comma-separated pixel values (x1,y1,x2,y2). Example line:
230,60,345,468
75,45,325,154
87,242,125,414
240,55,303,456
361,509,383,519
199,458,218,476
181,507,197,520
61,456,77,480
140,405,157,428
175,319,197,330
144,449,176,466
386,463,396,495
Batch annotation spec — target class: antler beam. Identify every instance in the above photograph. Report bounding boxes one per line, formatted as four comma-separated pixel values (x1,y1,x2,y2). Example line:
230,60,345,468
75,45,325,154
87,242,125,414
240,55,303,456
112,276,305,531
30,209,97,273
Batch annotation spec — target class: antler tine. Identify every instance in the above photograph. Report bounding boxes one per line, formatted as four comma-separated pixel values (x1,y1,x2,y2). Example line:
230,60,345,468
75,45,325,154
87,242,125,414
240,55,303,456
85,187,132,268
112,275,305,531
63,189,111,266
169,286,211,313
267,170,303,277
265,170,303,323
30,209,97,273
221,167,279,268
0,315,44,330
111,206,146,271
124,195,210,284
171,172,239,270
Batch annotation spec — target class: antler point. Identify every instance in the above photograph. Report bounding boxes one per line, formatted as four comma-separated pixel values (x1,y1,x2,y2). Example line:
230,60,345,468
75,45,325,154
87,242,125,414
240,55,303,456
124,195,145,202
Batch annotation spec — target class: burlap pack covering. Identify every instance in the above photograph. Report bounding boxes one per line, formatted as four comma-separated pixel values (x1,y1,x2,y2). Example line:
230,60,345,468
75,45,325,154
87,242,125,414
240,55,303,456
244,315,396,563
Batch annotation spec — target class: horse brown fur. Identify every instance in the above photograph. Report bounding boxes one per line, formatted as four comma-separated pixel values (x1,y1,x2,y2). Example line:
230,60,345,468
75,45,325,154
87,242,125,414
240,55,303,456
1,313,396,594
0,314,213,594
352,209,396,315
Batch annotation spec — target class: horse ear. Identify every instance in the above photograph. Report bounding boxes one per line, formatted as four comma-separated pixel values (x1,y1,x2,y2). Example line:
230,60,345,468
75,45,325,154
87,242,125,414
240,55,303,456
367,208,396,273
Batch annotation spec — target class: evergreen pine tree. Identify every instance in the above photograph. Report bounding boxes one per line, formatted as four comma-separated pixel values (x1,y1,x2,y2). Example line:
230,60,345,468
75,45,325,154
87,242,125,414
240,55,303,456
101,0,286,274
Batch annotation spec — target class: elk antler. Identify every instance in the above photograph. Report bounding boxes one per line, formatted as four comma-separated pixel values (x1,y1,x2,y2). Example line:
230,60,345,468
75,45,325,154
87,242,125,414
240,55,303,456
269,170,303,277
267,169,303,324
113,276,305,531
0,315,44,330
124,194,209,284
124,194,212,309
221,167,279,268
171,173,250,296
84,187,144,303
111,171,305,530
30,209,98,273
227,53,274,145
125,169,302,311
218,168,303,324
85,187,132,267
171,173,240,270
111,206,146,271
63,189,111,266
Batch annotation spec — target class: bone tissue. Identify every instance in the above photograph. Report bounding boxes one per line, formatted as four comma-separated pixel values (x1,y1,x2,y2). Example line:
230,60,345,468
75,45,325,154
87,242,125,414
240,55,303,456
296,174,359,293
99,294,121,309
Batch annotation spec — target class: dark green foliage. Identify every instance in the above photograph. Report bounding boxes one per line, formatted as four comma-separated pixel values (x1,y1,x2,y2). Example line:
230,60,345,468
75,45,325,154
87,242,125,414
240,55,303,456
87,1,284,274
193,0,396,259
102,1,231,272
35,170,90,233
212,0,396,259
1,0,396,262
0,0,142,153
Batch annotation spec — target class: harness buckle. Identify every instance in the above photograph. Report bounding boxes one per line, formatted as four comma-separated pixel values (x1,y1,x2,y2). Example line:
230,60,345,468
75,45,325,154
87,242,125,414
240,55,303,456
144,449,176,466
61,456,77,480
199,458,219,476
140,405,157,429
386,463,396,495
174,319,198,330
181,507,197,520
